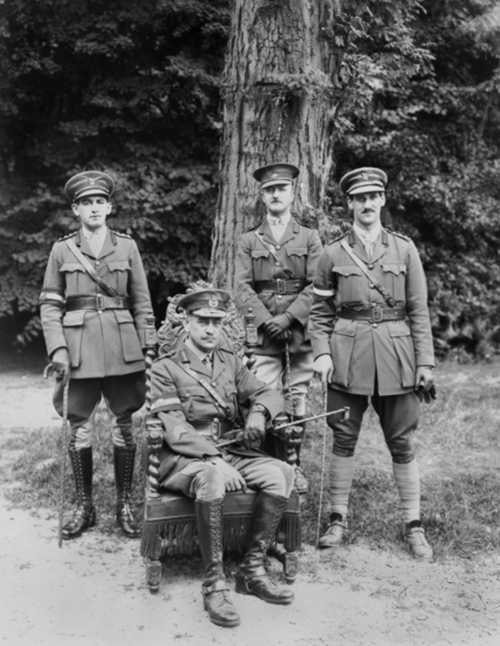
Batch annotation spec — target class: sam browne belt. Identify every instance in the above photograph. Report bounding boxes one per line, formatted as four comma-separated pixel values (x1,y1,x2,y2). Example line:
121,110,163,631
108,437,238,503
254,278,307,295
339,305,406,323
66,295,130,311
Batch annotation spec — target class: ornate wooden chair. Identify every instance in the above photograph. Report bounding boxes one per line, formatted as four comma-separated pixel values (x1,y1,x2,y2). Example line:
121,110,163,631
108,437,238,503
140,282,302,593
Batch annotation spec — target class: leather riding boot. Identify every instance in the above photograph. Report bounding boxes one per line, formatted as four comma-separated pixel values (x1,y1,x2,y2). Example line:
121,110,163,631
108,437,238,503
235,492,294,605
195,499,240,628
62,447,96,540
114,445,141,538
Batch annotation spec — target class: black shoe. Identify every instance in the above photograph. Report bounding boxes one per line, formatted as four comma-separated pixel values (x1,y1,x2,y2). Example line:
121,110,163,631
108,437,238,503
235,567,294,605
203,581,240,627
62,501,96,540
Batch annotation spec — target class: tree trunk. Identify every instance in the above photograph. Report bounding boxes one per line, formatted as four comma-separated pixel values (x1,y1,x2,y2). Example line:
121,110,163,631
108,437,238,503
209,0,341,289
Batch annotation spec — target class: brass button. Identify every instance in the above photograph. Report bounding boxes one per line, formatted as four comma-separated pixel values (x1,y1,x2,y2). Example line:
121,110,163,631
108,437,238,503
368,264,374,270
95,261,100,266
212,382,217,387
369,283,375,289
276,245,281,250
275,262,280,266
372,323,378,328
277,295,283,300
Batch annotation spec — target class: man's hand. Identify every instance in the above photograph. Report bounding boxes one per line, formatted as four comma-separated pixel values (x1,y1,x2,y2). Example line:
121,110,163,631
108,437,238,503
415,366,436,403
263,313,293,339
211,457,247,492
313,354,334,384
241,404,267,449
51,348,71,385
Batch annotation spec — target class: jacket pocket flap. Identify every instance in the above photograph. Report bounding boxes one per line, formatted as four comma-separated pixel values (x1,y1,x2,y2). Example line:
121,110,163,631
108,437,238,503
60,262,85,273
114,309,134,324
333,318,358,337
62,311,86,327
332,265,362,278
381,263,406,276
251,249,270,259
388,321,411,337
107,260,131,272
286,246,308,256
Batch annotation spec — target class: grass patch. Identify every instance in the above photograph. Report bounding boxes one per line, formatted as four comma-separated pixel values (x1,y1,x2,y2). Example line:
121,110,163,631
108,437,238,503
1,408,145,534
299,364,500,559
2,359,500,558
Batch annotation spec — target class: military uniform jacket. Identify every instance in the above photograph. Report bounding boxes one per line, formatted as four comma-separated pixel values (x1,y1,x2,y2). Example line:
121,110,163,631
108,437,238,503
235,217,323,354
40,228,152,379
309,228,435,396
150,343,285,484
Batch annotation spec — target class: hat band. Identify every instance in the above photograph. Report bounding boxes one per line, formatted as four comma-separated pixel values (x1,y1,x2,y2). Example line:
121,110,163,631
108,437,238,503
347,182,385,195
74,186,110,200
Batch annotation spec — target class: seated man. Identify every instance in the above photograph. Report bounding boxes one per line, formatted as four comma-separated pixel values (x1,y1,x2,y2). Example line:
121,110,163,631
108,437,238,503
150,288,295,628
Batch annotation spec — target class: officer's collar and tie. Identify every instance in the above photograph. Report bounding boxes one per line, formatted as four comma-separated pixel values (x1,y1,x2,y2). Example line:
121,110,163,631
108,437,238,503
266,211,291,243
353,221,382,260
81,225,108,257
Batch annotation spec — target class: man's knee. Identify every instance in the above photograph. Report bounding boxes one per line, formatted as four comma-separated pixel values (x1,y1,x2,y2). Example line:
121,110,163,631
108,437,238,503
193,464,226,501
261,462,294,497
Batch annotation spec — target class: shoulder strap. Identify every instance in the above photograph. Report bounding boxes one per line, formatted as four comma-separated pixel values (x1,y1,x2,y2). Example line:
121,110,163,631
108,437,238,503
340,239,397,307
65,237,119,297
254,231,297,279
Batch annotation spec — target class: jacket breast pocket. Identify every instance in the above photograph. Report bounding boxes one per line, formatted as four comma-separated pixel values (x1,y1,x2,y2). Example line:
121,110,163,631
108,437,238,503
389,320,415,388
286,246,308,274
381,263,407,302
60,262,86,294
106,260,131,292
330,318,358,388
179,386,208,420
62,310,86,368
114,309,143,362
332,265,363,303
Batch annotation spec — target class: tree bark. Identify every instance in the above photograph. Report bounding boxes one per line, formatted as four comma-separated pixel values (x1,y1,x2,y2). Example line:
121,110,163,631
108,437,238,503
210,0,341,289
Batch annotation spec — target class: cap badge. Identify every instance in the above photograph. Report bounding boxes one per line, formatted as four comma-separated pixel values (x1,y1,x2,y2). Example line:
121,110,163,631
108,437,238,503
208,298,218,308
360,172,368,180
87,177,97,185
271,173,278,178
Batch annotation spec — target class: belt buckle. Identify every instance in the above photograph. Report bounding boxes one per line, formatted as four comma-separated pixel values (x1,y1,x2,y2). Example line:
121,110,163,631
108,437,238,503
210,419,221,441
96,295,105,311
372,306,383,323
276,279,286,295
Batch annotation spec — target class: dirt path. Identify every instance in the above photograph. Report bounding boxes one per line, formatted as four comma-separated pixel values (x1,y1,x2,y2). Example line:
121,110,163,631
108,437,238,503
0,364,499,646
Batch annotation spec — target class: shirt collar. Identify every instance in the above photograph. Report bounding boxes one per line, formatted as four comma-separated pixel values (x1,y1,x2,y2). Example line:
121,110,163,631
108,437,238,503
267,212,291,227
353,221,381,243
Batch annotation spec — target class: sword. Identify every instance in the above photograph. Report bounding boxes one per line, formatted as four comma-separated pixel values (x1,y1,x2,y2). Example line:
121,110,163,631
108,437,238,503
214,407,350,449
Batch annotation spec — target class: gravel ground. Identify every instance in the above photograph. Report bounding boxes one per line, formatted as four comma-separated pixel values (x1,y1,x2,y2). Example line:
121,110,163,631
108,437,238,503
0,359,499,646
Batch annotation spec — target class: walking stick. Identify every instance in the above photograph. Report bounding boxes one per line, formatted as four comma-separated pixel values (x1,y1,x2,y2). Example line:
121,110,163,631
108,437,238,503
58,379,70,548
316,383,329,545
44,363,70,548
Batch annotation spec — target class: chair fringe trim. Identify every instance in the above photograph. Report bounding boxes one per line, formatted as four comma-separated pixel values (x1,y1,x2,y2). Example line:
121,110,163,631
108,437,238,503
141,511,301,559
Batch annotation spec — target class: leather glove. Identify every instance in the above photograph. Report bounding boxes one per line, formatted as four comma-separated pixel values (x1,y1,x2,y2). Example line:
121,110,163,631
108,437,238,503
242,404,267,449
51,348,71,385
263,313,294,339
416,384,437,404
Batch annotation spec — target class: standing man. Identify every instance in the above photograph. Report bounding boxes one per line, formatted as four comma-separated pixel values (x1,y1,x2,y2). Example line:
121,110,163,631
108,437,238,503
235,163,323,491
310,167,435,559
150,288,295,628
39,170,153,540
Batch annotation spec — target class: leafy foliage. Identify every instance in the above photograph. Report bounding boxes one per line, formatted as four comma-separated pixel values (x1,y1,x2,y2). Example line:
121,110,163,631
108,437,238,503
330,0,500,359
0,0,229,344
1,0,500,358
